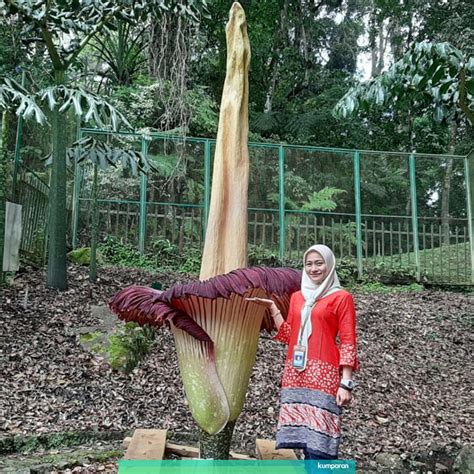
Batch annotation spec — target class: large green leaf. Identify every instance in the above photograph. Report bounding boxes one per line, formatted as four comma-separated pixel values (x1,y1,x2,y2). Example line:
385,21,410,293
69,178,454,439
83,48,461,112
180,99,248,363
333,40,473,124
38,85,130,130
0,76,46,124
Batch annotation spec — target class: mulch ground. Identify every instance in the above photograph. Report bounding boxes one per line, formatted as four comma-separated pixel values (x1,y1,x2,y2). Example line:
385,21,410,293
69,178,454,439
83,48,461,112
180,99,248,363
0,265,472,472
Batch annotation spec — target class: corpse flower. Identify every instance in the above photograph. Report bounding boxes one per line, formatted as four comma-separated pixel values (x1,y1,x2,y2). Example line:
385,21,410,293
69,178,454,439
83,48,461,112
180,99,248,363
109,3,299,458
109,267,301,457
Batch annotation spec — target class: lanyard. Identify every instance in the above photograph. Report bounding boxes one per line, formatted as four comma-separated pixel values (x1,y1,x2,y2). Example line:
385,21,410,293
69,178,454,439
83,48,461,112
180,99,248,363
298,302,316,345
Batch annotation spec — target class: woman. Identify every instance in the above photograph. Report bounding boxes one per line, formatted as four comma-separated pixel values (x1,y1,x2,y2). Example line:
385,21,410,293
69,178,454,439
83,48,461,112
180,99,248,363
248,244,358,460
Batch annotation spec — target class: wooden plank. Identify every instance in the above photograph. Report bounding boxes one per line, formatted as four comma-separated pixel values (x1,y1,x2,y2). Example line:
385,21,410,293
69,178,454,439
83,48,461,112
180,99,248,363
230,451,254,460
255,439,297,460
124,429,168,460
3,202,22,272
123,438,254,460
166,442,199,458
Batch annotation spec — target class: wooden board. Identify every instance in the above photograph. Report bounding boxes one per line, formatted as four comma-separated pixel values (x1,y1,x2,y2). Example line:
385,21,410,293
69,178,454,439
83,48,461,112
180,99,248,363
124,429,168,460
3,202,22,272
123,434,255,460
256,439,297,460
166,442,199,458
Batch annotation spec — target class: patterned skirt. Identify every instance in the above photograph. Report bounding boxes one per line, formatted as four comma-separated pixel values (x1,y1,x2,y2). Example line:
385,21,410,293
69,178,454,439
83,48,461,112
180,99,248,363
275,387,342,459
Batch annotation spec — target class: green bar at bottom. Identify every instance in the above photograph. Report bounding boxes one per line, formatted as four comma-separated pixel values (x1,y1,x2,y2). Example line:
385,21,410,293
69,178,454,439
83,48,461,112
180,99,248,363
118,460,356,474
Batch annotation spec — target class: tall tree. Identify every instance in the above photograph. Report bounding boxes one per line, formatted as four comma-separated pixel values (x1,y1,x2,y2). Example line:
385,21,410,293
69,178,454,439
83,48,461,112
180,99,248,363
0,0,203,289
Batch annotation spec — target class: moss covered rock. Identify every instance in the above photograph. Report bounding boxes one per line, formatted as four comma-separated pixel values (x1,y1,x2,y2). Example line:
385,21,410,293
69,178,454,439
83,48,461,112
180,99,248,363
68,247,104,265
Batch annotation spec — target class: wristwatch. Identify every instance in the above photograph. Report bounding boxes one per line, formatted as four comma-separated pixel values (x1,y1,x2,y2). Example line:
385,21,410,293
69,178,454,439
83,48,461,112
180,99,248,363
340,379,354,391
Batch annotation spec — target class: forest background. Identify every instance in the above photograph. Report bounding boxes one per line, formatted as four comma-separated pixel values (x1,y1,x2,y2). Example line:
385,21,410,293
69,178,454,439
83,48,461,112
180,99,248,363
1,0,473,283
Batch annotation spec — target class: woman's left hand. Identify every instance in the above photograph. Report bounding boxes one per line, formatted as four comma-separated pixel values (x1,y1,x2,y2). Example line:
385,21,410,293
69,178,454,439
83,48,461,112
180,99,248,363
336,387,352,407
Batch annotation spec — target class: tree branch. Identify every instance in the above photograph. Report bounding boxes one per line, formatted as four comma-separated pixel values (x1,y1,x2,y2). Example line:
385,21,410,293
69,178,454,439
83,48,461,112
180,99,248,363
40,25,65,71
64,6,122,69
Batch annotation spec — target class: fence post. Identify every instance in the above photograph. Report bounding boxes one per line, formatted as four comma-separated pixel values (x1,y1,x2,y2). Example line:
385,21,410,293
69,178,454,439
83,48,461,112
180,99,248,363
71,127,83,248
279,145,285,261
12,69,25,202
203,139,211,240
353,151,363,278
409,153,421,281
138,136,149,254
465,152,474,284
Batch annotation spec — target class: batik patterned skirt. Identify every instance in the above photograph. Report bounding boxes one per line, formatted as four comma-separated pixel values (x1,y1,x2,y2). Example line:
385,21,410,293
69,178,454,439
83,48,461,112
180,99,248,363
275,387,342,459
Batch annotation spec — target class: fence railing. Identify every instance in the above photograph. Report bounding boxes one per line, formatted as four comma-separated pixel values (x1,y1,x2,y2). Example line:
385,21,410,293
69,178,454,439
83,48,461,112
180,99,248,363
12,128,473,285
75,196,471,284
15,166,49,264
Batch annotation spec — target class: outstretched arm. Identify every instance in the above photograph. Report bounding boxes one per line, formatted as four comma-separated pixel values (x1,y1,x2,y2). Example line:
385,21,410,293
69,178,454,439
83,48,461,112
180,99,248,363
245,297,284,329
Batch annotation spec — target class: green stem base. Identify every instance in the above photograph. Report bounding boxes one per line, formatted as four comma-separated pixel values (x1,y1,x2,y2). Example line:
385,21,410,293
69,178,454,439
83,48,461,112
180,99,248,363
199,421,236,459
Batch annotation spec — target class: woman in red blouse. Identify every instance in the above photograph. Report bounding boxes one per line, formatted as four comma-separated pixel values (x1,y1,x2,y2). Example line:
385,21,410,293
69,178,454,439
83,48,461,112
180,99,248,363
249,244,358,460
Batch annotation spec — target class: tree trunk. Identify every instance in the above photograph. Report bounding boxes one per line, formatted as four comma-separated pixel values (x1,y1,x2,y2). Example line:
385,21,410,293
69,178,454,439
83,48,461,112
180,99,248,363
264,0,288,113
47,70,68,290
199,421,236,459
0,111,9,282
89,163,98,281
371,17,388,77
441,122,457,245
388,17,403,61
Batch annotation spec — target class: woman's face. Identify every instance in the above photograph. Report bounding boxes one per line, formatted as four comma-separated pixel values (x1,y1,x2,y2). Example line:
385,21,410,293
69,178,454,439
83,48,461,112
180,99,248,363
304,250,328,284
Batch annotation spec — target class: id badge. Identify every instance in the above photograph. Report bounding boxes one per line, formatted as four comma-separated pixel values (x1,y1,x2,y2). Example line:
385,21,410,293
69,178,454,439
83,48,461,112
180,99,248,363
292,344,306,369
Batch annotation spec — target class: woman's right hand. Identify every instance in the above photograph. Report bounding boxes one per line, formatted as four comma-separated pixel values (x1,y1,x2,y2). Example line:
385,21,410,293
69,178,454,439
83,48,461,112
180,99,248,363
245,297,276,310
246,297,284,330
245,297,281,317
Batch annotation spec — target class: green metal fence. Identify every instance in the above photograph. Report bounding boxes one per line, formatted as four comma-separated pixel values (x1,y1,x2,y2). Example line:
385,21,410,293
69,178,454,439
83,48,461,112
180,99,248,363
15,165,49,264
68,128,473,285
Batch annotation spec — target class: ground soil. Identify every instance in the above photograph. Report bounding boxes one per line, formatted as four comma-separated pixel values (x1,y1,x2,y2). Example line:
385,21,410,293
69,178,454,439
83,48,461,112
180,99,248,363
1,265,472,472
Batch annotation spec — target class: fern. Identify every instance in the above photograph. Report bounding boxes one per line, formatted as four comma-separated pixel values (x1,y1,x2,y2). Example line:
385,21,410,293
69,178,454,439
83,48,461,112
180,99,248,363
252,111,285,135
285,112,319,141
301,187,346,211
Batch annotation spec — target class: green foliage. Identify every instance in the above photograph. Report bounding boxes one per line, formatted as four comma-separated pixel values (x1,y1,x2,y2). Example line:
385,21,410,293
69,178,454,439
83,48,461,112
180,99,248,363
110,81,218,134
0,0,204,69
148,153,180,178
62,135,152,174
108,322,155,373
357,281,424,294
335,258,359,285
364,262,417,285
302,187,346,212
0,76,46,123
187,86,218,136
268,171,312,210
150,238,202,274
89,21,148,86
248,245,280,267
98,236,202,274
334,41,474,124
39,85,130,129
99,237,155,269
68,247,92,265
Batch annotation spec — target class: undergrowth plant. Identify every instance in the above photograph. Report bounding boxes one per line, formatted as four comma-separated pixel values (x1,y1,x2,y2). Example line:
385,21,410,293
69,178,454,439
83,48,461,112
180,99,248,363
99,236,202,274
108,322,155,373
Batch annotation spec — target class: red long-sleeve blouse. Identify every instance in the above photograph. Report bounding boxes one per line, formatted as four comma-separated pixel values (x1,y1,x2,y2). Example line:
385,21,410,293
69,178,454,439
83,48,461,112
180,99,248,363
274,289,359,396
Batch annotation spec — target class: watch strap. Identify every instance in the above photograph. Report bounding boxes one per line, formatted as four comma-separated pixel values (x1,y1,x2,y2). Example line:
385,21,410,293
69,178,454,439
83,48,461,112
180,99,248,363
340,382,353,391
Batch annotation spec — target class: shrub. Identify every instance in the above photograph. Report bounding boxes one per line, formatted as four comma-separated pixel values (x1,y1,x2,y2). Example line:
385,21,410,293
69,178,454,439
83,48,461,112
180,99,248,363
99,237,154,269
108,322,155,373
